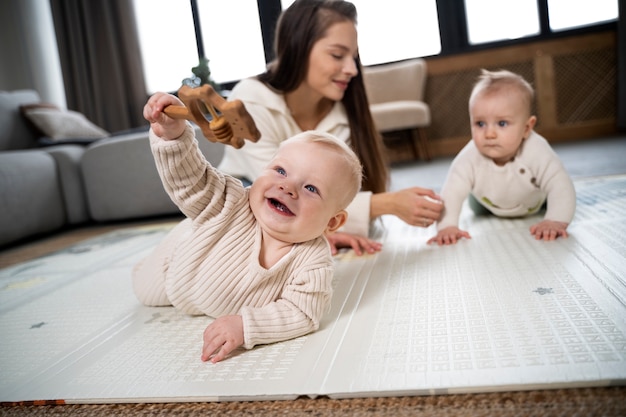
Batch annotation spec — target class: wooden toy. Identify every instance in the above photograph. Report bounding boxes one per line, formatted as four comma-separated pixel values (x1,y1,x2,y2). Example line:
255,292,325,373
163,84,261,148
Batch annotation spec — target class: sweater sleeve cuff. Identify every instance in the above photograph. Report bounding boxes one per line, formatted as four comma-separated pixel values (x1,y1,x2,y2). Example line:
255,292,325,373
149,122,194,147
240,309,255,349
340,191,372,237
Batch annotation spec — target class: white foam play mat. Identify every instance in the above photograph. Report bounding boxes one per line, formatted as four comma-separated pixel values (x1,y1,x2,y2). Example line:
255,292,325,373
1,175,625,404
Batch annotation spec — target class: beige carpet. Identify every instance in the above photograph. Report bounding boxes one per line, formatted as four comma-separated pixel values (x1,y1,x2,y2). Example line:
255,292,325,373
2,387,625,416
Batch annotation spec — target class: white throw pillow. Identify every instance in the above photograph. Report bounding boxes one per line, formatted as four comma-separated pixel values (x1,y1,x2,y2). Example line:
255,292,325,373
23,107,110,140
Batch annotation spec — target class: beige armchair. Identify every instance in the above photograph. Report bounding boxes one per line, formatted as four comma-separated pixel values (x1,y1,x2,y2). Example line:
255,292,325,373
362,58,431,160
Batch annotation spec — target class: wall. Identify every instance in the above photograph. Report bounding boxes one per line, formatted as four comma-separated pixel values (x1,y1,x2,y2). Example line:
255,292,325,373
0,0,65,107
0,2,619,158
423,31,618,159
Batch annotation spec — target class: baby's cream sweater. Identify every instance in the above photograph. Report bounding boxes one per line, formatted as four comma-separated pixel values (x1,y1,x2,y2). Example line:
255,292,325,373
438,130,576,230
132,124,334,349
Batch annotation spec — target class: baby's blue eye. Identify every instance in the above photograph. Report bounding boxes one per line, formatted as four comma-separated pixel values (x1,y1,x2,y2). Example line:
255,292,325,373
276,167,286,175
476,121,485,127
498,120,508,127
305,185,318,193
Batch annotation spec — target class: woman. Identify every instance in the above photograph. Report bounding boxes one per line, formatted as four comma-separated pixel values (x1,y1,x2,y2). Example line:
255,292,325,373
218,0,443,254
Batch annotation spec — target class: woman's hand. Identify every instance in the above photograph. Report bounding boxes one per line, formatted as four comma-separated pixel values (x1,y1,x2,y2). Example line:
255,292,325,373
326,231,382,256
143,92,187,140
371,187,443,227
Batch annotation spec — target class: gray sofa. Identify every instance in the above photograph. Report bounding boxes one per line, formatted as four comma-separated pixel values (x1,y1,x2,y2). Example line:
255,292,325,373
0,89,225,247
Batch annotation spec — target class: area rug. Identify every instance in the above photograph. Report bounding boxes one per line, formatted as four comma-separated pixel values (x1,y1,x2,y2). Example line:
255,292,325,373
0,175,624,406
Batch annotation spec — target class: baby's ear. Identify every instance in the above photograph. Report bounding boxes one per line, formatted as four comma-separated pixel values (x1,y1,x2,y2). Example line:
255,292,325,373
525,115,537,136
325,210,348,234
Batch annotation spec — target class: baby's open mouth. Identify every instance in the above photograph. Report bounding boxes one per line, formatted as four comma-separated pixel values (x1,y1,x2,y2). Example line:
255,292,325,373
269,198,294,215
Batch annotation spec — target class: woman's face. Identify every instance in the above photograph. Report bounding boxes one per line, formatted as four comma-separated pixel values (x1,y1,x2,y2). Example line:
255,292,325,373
305,21,359,102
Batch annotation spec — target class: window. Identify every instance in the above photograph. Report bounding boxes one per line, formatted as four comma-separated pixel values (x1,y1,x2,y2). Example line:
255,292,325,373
351,0,440,64
133,0,266,93
196,0,266,84
464,0,540,45
132,0,197,93
133,1,618,94
282,0,440,65
547,0,619,32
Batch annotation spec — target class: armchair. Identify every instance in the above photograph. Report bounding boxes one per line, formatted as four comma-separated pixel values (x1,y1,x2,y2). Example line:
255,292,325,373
362,58,432,160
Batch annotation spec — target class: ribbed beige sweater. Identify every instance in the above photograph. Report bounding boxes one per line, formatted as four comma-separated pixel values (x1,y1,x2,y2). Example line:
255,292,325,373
132,125,334,349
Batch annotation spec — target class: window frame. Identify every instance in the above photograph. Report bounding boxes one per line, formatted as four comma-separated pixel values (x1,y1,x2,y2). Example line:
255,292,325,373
436,0,617,56
186,0,617,90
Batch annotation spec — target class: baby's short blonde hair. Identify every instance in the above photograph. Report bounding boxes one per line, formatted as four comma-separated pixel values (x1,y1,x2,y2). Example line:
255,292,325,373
469,69,535,116
280,130,363,209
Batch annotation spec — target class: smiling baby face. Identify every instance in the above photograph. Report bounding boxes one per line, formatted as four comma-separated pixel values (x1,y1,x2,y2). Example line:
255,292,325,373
248,131,361,244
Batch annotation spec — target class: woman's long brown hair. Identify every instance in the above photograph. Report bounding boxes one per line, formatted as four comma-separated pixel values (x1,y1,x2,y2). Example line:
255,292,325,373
257,0,389,194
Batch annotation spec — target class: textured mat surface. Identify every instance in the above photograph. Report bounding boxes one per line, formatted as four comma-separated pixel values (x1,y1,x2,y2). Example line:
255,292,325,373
0,175,624,404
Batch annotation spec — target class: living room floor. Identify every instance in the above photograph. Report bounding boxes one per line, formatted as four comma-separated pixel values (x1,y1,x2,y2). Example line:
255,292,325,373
1,135,625,416
390,135,626,192
1,135,625,269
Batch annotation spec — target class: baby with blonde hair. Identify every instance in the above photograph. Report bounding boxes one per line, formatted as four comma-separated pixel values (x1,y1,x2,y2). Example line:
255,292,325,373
133,92,362,362
429,69,576,245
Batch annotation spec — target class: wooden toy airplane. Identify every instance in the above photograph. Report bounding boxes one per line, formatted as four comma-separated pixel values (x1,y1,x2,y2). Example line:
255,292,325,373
164,84,260,148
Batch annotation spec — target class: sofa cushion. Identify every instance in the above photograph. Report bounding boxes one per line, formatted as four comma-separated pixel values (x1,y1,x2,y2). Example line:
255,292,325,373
370,101,431,132
81,126,225,222
45,145,90,225
0,90,42,151
0,151,66,246
21,105,110,141
81,132,179,221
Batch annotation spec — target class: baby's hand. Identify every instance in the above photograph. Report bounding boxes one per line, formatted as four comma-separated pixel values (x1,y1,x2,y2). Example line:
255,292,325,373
427,226,471,245
201,315,244,363
529,220,569,241
143,92,186,140
326,231,382,256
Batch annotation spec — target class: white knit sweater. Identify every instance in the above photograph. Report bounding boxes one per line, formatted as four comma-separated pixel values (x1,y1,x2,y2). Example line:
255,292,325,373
438,130,576,230
132,124,334,349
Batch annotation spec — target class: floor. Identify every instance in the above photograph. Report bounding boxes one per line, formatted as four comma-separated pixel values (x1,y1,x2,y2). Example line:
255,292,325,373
390,135,626,192
0,135,625,269
0,135,625,413
2,151,625,404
